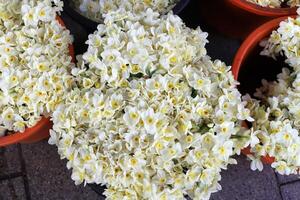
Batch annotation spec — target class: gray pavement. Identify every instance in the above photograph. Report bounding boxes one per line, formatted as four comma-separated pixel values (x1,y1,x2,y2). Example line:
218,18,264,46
0,142,99,200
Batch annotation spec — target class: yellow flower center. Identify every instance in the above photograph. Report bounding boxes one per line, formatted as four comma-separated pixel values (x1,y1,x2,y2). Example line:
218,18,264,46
130,158,138,166
185,135,193,143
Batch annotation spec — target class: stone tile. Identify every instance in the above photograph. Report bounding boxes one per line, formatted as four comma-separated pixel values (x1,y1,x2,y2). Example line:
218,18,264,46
5,145,22,174
276,173,300,185
0,147,6,174
0,177,26,200
0,145,22,176
21,141,100,199
211,156,282,200
281,181,300,200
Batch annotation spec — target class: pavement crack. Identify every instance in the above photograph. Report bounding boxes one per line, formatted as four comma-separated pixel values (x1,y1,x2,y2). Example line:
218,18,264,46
18,144,32,200
274,170,284,200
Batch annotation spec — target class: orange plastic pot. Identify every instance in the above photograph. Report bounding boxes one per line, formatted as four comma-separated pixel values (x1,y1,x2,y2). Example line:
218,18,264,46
232,16,297,164
0,16,75,147
198,0,297,39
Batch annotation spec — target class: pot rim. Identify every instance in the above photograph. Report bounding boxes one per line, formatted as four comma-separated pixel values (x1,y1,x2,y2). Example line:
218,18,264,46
232,16,295,80
0,16,75,147
0,118,51,147
229,0,297,16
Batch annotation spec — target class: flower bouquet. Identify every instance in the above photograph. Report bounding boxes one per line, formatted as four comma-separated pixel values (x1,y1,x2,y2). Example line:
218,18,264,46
234,9,300,175
62,0,190,32
49,8,253,199
0,0,75,146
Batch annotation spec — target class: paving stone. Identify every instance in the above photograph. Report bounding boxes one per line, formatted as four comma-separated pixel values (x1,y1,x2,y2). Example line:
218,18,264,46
0,145,22,176
0,177,26,200
21,141,100,199
281,181,300,200
5,145,22,174
0,147,7,174
276,173,300,185
211,155,282,200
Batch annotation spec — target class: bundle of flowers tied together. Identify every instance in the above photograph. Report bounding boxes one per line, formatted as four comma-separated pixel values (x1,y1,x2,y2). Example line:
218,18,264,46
0,0,74,136
244,9,300,175
70,0,179,22
49,9,254,200
246,0,299,8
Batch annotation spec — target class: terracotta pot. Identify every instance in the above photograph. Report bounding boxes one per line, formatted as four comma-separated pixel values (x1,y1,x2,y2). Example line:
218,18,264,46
241,147,275,164
62,0,191,33
198,0,297,39
232,16,295,79
232,16,297,164
0,16,75,147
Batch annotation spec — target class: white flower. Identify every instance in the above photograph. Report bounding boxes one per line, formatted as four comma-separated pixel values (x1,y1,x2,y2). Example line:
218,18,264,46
123,106,140,128
141,108,158,135
212,140,234,161
249,130,260,148
248,155,264,172
1,108,15,128
22,5,39,26
275,124,299,145
35,2,55,22
145,75,165,92
199,168,216,186
271,161,292,175
237,104,254,122
215,122,236,142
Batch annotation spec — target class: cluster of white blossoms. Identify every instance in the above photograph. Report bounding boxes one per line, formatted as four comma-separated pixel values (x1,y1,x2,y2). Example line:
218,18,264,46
244,9,300,175
49,9,254,200
246,0,299,8
70,0,179,22
261,10,300,71
0,0,74,136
